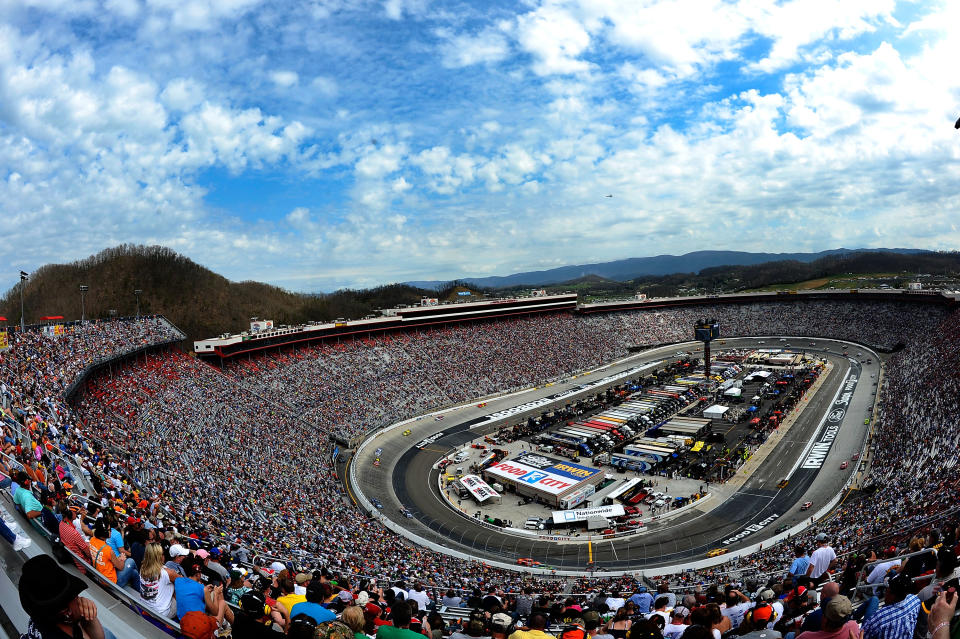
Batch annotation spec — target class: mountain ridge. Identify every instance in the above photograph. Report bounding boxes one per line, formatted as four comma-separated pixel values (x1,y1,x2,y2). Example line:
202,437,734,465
405,248,932,289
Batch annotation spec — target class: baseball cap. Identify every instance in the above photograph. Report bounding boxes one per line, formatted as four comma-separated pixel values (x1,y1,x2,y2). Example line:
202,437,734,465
759,589,776,602
296,572,312,585
364,603,382,616
816,533,828,542
751,605,774,624
195,549,209,559
126,516,141,525
356,591,371,607
824,596,852,623
672,606,690,619
209,548,222,559
169,544,190,558
492,613,513,628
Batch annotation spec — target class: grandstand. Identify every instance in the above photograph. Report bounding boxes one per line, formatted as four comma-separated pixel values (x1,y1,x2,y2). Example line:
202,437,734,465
1,292,959,639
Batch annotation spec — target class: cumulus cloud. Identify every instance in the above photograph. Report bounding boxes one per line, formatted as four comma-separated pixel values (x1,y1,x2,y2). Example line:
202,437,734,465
1,0,959,294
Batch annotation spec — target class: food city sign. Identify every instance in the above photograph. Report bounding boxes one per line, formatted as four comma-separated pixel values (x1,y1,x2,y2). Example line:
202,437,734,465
486,460,577,495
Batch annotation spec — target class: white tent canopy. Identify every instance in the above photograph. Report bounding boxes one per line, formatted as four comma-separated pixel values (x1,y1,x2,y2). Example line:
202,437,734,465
703,405,729,419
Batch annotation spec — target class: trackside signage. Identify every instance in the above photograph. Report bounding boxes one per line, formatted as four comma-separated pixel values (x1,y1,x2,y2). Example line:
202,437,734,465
552,505,626,524
469,361,661,429
802,373,858,469
721,513,780,546
486,459,578,495
515,452,601,481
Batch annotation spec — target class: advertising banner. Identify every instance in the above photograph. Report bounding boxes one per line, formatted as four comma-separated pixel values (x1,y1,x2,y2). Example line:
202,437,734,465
460,474,499,502
552,505,625,525
486,460,577,495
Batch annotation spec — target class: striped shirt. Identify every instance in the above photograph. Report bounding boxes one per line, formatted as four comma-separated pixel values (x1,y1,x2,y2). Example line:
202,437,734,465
862,594,920,639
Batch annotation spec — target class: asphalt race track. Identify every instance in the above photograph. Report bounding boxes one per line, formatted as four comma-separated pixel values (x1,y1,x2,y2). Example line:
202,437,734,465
350,337,879,571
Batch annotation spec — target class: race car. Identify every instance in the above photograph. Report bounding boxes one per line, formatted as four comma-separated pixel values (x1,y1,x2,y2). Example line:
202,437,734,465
373,458,381,467
801,501,813,510
840,461,848,469
477,402,487,408
777,479,789,489
402,429,412,436
516,558,542,567
707,548,729,558
435,415,444,421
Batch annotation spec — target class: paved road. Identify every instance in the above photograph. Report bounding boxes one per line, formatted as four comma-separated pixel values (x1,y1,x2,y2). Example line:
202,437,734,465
351,337,880,570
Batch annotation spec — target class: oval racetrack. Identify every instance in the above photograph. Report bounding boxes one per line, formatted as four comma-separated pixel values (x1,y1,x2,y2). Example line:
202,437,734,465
351,337,878,571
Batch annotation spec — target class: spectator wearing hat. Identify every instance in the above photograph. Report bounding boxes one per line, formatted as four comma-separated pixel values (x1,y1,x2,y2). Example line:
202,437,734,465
294,571,312,595
89,518,140,590
736,602,781,639
292,580,338,624
491,612,515,639
807,535,837,585
18,554,116,639
165,543,190,577
174,556,233,636
799,582,840,634
788,547,810,586
796,596,859,639
509,612,556,639
862,573,921,639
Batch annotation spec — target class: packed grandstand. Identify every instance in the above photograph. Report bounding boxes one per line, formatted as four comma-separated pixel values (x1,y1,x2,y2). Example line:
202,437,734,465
2,297,960,638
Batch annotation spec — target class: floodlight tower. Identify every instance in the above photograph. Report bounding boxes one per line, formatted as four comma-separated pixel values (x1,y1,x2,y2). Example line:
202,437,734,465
694,318,720,380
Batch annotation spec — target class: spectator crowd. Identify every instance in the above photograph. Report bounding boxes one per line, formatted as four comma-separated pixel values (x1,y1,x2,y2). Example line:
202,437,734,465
1,300,959,639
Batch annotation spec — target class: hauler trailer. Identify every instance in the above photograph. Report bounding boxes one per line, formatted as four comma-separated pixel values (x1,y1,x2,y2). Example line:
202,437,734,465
610,453,654,471
540,435,591,456
574,424,621,441
604,477,644,503
559,427,607,443
588,478,634,507
622,445,673,463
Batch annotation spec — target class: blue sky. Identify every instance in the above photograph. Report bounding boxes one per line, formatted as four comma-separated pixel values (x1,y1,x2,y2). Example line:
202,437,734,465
1,0,959,292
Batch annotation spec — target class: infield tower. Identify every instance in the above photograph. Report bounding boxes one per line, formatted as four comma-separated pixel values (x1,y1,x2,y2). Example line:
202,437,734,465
694,317,720,379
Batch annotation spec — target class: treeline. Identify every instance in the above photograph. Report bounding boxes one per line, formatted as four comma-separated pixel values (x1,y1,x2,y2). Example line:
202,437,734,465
0,245,456,342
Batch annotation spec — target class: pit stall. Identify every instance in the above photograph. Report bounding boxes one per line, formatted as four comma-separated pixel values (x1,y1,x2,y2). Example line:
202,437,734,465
483,452,605,508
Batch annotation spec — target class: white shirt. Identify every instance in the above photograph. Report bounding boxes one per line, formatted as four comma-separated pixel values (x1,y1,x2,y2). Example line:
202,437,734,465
408,589,431,610
664,623,688,639
866,560,901,584
722,602,754,629
808,545,837,578
606,597,626,611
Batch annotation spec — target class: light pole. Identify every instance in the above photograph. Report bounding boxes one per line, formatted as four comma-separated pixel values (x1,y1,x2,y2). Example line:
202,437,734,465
79,285,89,322
134,289,142,318
19,271,28,331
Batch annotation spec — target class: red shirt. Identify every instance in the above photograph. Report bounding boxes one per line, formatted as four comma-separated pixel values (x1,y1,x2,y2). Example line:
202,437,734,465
59,519,91,574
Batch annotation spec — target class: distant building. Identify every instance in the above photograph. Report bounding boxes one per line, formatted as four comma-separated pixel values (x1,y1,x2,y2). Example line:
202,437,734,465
907,282,922,290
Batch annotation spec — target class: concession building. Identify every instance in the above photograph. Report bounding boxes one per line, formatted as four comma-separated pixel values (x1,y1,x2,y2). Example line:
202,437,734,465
482,452,605,508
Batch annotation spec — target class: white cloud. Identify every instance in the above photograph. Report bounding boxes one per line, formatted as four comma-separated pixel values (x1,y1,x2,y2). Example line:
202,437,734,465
270,70,299,88
514,5,592,76
437,27,510,68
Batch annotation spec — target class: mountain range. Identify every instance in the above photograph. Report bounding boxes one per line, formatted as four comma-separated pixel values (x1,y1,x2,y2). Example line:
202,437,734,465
406,248,931,289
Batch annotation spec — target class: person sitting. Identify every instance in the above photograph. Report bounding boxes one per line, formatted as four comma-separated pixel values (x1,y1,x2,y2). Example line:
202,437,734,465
291,580,337,624
18,553,117,639
138,542,179,619
89,518,140,590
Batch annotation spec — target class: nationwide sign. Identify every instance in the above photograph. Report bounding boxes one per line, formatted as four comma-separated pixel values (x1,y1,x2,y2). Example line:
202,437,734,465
720,513,781,546
801,372,858,469
460,474,499,503
515,452,601,482
551,505,625,524
486,459,580,495
469,361,662,429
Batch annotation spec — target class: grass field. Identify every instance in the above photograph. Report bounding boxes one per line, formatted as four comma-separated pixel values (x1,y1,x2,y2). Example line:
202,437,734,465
746,273,907,292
